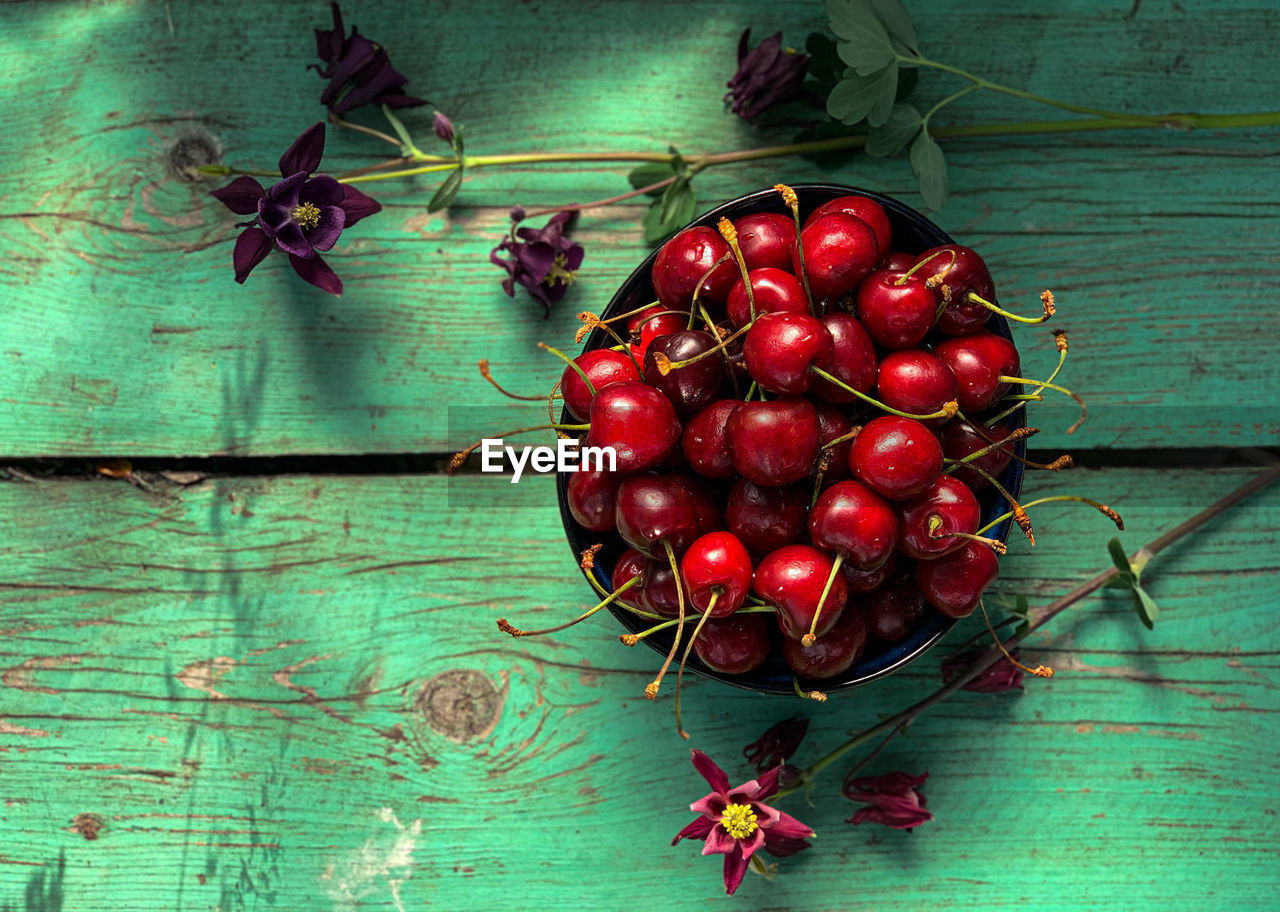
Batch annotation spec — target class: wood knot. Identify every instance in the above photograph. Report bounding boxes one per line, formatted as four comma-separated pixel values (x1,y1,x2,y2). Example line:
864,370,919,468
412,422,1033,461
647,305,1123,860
414,669,502,743
70,812,105,841
165,128,223,182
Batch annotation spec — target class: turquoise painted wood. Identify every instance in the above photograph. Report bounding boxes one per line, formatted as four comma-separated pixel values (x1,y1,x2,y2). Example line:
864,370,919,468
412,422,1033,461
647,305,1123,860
0,468,1277,910
2,1,1279,910
1,0,1278,456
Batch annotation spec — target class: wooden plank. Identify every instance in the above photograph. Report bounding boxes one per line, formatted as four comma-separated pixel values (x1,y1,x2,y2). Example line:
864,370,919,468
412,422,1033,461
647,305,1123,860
1,0,1278,456
0,467,1276,909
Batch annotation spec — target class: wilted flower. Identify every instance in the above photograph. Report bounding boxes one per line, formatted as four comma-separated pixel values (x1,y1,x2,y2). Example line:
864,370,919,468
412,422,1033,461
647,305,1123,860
743,717,809,774
942,647,1026,693
725,29,810,123
843,770,934,830
673,750,814,895
489,211,584,316
311,3,427,115
209,123,380,295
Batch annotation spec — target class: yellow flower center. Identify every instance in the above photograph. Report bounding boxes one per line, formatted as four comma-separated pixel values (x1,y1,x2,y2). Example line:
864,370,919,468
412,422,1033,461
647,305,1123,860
291,202,322,230
720,803,758,840
542,252,578,287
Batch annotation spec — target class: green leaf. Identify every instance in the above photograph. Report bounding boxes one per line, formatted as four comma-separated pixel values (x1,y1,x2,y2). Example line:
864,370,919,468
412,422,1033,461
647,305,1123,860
382,105,418,157
909,130,948,210
827,64,898,126
451,123,465,157
427,168,463,213
1132,585,1159,629
837,36,896,76
1103,573,1136,590
628,162,677,195
643,179,695,245
869,0,917,51
804,32,846,95
1014,619,1030,638
865,102,920,156
827,0,894,63
1106,538,1132,575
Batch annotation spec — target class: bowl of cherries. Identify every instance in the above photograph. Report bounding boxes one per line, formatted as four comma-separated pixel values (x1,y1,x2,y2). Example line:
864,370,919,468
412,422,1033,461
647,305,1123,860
545,183,1054,700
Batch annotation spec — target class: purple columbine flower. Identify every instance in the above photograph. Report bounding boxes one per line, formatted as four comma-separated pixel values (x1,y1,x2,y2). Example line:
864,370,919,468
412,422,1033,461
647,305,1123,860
208,123,381,295
672,750,814,896
725,29,810,123
942,648,1026,693
312,3,427,115
489,211,584,317
743,716,809,774
843,770,934,830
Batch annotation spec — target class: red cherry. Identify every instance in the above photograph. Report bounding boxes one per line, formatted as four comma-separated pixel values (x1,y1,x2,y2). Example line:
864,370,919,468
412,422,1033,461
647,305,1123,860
809,480,898,571
793,212,878,301
864,576,927,642
642,330,724,417
916,539,1000,618
743,312,834,395
671,473,726,538
734,212,797,272
813,402,853,484
898,476,981,560
682,399,740,479
680,531,754,616
561,349,641,422
933,331,1020,413
610,548,647,597
753,544,849,641
782,611,868,679
882,251,916,272
810,311,877,404
855,269,937,351
566,467,623,532
726,397,820,486
939,420,1015,490
842,551,897,593
639,557,683,616
805,195,891,260
615,474,701,557
652,226,737,310
627,305,688,360
726,267,809,329
725,478,808,559
914,244,995,335
586,381,680,473
875,349,958,424
693,612,771,674
849,415,944,500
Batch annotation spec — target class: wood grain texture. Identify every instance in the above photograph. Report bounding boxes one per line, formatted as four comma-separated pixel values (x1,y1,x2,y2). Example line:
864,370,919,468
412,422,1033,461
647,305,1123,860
0,467,1276,910
1,0,1279,456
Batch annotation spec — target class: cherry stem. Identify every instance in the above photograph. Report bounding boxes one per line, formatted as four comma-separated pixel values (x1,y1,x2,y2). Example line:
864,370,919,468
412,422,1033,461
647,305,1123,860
792,676,828,702
687,253,733,331
984,333,1069,426
820,425,863,451
775,184,814,315
621,603,777,643
497,576,641,637
477,359,547,401
675,590,719,740
999,376,1086,435
718,217,756,322
975,495,1123,537
978,598,1054,677
966,290,1055,325
778,463,1280,799
803,552,846,646
537,342,596,397
576,314,634,360
646,540,687,700
450,421,590,472
944,426,1038,467
810,367,958,421
943,459,1034,544
897,247,955,285
545,378,563,429
655,321,751,375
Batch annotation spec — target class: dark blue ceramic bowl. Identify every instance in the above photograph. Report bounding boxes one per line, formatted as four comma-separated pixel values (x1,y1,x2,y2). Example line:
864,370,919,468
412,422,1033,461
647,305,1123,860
557,184,1025,694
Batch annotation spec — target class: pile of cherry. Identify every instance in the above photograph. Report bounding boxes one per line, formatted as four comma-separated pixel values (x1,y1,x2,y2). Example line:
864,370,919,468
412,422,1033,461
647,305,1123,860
480,186,1088,713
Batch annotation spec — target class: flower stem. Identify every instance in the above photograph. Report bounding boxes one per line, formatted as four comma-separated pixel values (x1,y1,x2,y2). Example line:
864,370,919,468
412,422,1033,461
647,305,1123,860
776,462,1280,800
